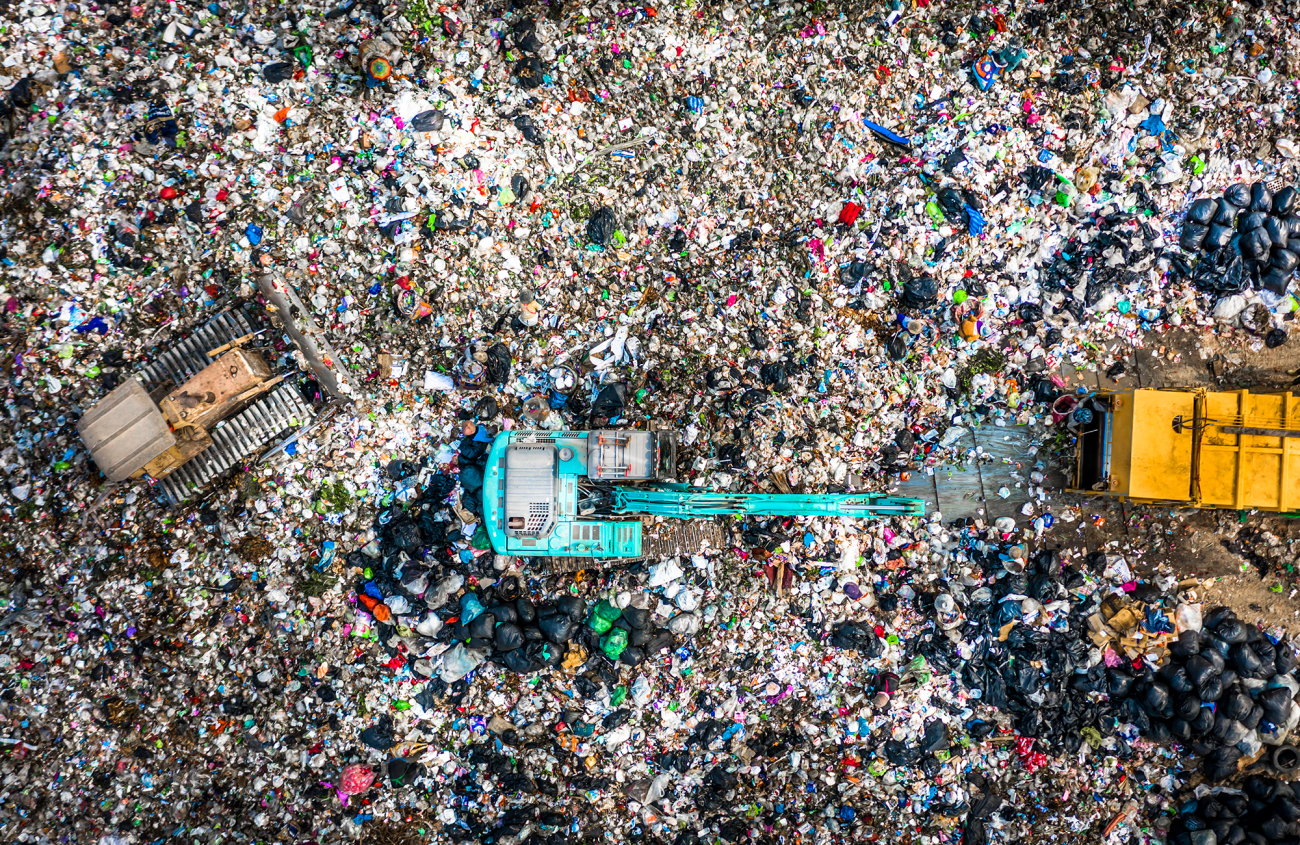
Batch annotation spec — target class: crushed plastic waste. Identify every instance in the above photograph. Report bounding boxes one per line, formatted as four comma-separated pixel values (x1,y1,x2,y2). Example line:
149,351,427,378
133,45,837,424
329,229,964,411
11,0,1300,842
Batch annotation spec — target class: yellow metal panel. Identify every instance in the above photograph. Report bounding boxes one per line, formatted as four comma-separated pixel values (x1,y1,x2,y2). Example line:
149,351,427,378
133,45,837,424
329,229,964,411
1108,394,1135,496
1198,390,1300,511
1198,448,1240,507
1127,389,1196,502
1094,387,1300,511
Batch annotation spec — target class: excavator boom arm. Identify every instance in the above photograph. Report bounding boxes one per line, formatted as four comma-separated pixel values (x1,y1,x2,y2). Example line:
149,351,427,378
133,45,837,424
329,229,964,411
612,486,924,519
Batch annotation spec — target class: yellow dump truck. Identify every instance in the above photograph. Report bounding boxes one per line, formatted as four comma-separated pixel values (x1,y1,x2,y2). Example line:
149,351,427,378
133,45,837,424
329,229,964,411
1072,387,1300,511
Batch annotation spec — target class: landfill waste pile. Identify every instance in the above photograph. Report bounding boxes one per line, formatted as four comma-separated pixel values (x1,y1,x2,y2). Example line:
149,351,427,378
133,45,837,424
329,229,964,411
11,0,1300,843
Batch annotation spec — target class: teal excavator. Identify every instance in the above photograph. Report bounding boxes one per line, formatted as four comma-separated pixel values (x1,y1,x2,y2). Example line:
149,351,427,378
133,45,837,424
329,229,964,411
481,429,925,563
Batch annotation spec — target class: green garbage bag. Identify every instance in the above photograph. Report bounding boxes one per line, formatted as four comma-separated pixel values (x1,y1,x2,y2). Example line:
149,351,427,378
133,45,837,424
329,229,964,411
471,524,491,551
587,599,622,634
600,628,628,661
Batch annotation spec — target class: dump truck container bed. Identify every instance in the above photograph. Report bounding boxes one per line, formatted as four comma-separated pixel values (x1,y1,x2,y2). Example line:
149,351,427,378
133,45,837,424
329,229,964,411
1071,387,1300,512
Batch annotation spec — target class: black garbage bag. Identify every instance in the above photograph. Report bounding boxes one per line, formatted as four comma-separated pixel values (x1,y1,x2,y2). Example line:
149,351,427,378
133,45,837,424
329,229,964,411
1027,573,1058,603
1021,165,1054,191
1187,198,1218,226
1262,268,1293,296
587,207,617,246
622,607,651,629
590,383,628,421
900,275,938,309
1265,216,1289,245
1171,630,1204,660
1259,686,1294,723
527,641,564,669
936,187,966,223
1215,198,1242,226
1190,706,1216,735
1224,183,1251,208
517,598,536,625
830,622,882,656
485,342,512,385
1169,718,1193,741
262,61,294,82
511,18,543,52
1199,674,1225,703
387,517,423,552
539,614,578,644
514,114,542,145
1245,775,1278,802
361,715,395,750
1242,227,1273,261
1273,249,1300,274
883,739,921,767
1204,746,1244,782
1175,692,1203,722
1276,793,1300,822
760,362,790,392
619,646,645,667
1232,643,1264,677
886,334,908,361
495,623,524,652
1278,645,1300,675
1203,223,1236,253
1260,814,1299,840
502,648,533,674
1251,181,1273,213
410,109,445,131
513,55,543,89
1164,665,1194,694
920,719,950,753
1240,211,1269,233
1222,688,1254,722
1143,683,1174,719
1217,618,1249,644
1180,223,1209,253
1276,187,1299,216
1192,250,1249,294
467,613,496,640
556,595,585,619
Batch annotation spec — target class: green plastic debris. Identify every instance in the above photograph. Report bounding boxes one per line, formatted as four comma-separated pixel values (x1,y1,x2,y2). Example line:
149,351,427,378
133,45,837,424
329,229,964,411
600,628,628,660
587,599,622,634
1190,155,1206,175
471,524,491,550
1054,190,1071,208
610,686,627,707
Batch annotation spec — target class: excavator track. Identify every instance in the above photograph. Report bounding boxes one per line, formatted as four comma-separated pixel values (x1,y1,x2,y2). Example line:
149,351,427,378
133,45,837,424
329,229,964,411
533,517,730,574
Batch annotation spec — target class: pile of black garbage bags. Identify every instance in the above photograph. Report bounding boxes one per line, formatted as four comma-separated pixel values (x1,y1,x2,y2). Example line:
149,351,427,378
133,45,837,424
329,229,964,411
854,535,1300,783
1170,775,1300,845
1180,181,1300,295
1120,605,1300,783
